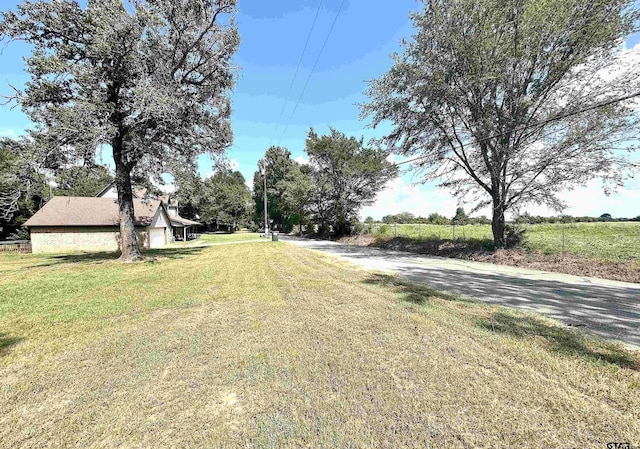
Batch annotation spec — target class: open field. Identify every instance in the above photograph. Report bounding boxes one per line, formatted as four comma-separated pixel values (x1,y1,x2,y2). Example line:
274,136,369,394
1,243,639,447
367,222,640,262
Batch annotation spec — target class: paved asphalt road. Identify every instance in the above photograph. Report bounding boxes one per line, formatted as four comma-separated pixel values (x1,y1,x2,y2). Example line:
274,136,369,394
281,236,640,348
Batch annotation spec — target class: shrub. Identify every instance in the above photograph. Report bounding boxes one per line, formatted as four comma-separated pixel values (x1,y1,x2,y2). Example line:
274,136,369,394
353,222,368,235
378,224,393,237
505,225,527,248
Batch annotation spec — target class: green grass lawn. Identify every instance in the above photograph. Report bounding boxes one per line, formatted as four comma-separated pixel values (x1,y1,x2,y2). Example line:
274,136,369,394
169,231,263,247
1,243,639,447
368,222,640,261
198,231,263,243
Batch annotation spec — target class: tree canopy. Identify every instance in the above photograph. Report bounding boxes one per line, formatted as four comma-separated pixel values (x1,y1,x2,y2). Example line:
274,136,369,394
1,0,239,259
306,128,397,236
0,137,48,239
362,0,640,247
252,129,395,237
54,164,113,197
252,146,304,232
200,170,252,230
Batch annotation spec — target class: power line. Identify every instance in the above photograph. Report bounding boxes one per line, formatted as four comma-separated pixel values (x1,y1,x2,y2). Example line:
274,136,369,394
277,0,346,146
393,90,640,167
271,0,325,143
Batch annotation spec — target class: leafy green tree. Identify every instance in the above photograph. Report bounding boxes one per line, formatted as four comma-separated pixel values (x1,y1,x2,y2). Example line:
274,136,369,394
451,207,469,226
1,0,239,260
364,216,374,224
201,170,252,230
363,0,639,247
306,128,397,236
172,162,205,220
427,213,450,225
0,137,49,239
278,164,313,234
253,146,299,231
54,164,113,197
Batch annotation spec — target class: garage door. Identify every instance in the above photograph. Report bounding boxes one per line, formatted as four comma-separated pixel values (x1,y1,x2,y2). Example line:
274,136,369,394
149,227,166,248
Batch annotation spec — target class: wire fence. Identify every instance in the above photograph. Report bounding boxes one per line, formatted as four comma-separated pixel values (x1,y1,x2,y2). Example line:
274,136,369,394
359,222,640,262
362,223,494,241
0,240,32,253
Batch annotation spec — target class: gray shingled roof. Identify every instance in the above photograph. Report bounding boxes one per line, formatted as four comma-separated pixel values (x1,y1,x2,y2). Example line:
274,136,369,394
170,216,201,227
24,196,163,227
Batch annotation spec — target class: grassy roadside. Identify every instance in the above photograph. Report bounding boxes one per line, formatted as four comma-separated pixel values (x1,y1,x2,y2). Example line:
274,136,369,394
1,242,639,447
366,222,640,262
342,234,640,283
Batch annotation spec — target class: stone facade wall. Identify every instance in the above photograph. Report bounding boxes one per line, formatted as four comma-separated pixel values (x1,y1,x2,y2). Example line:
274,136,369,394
30,226,120,254
30,226,152,254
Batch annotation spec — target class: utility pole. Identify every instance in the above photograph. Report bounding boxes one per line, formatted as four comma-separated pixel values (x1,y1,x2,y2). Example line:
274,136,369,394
260,161,269,235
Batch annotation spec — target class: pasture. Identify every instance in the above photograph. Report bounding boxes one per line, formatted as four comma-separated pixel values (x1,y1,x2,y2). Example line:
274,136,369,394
0,241,638,447
366,221,640,262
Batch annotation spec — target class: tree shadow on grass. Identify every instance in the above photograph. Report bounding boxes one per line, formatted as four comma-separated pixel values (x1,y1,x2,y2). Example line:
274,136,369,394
362,273,470,305
0,333,23,357
478,310,640,371
363,273,639,371
26,246,206,269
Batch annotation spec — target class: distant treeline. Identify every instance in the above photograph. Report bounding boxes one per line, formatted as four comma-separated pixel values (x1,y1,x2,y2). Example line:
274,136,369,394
367,211,490,225
366,211,640,225
513,213,640,224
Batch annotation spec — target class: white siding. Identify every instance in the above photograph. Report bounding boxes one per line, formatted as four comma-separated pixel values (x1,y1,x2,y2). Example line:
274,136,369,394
150,208,170,228
98,185,118,199
148,228,166,248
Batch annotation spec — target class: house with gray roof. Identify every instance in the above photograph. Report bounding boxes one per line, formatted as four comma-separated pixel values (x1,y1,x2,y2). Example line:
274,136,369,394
24,196,172,254
96,182,201,241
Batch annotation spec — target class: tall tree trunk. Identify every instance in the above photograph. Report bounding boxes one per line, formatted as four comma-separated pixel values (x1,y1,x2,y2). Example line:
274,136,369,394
113,136,141,261
491,196,506,248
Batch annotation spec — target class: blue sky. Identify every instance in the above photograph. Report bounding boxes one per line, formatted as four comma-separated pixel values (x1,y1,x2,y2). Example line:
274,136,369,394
1,0,639,219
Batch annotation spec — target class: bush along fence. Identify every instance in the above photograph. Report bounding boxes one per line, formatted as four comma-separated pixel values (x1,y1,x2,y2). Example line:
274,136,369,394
0,240,32,253
358,221,640,262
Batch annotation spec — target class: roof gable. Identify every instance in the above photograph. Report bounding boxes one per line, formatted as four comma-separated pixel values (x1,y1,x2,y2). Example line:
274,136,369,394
96,182,177,207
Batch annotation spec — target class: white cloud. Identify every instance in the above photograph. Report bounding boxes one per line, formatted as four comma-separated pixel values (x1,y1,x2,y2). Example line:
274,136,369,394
522,180,640,218
0,128,21,139
229,158,240,170
360,174,640,221
360,177,459,220
294,155,309,165
159,184,176,194
625,177,640,191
